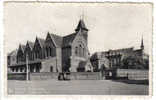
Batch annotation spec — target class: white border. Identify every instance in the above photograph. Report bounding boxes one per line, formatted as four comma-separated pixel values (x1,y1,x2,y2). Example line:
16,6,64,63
0,0,155,100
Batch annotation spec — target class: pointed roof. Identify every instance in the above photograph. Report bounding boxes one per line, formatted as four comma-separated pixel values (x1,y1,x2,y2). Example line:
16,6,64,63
8,49,18,56
75,19,88,31
36,37,45,48
27,41,34,50
62,33,77,47
21,45,26,50
19,44,26,53
49,33,63,47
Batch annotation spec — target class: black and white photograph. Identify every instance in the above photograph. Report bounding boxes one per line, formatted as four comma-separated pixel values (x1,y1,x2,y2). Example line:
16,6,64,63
4,2,152,95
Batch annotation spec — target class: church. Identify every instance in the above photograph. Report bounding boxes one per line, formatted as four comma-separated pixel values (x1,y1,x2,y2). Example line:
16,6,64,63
7,19,93,73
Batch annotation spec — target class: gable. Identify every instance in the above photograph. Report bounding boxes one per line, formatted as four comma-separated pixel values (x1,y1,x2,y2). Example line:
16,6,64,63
45,34,56,48
72,30,87,47
50,34,62,47
34,39,42,50
8,49,18,57
24,43,31,53
17,47,24,57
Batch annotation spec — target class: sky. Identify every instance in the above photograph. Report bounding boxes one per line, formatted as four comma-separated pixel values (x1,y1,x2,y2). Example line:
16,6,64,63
4,2,152,55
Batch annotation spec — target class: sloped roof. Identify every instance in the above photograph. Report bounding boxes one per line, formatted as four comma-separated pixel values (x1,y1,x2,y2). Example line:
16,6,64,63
133,49,142,55
75,19,88,31
8,49,18,56
49,33,63,47
27,41,34,50
21,45,26,52
37,37,45,48
62,33,77,47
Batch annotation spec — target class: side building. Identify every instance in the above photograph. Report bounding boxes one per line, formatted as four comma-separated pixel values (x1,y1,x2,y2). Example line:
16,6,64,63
7,19,93,73
90,38,148,71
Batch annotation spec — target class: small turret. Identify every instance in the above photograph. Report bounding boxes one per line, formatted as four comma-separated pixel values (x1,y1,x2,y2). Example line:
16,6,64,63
75,19,88,41
75,19,88,32
141,35,144,50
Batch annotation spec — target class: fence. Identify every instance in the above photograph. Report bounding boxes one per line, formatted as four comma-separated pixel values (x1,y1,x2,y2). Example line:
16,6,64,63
116,69,149,80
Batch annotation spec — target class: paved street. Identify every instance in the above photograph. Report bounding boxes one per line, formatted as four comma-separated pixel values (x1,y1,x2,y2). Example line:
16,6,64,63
8,80,148,95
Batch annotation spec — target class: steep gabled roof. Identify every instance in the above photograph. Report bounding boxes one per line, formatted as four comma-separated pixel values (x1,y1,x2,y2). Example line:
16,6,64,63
20,44,26,53
8,49,18,56
37,37,45,48
49,33,63,47
62,33,77,47
27,41,34,50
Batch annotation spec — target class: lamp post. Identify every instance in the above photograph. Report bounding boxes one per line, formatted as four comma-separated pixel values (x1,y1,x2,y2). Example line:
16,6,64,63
26,53,29,81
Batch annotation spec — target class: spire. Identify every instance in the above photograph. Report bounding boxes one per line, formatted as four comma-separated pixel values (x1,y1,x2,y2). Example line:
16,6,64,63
75,11,88,32
75,19,88,31
141,35,144,50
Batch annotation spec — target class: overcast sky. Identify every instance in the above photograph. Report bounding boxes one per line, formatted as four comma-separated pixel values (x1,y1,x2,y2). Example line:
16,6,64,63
4,3,152,54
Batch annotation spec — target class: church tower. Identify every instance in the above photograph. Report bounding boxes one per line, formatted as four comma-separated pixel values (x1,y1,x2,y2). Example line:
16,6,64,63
75,19,88,41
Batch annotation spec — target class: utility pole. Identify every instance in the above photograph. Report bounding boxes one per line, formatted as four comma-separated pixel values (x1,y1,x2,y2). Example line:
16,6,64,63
26,53,29,81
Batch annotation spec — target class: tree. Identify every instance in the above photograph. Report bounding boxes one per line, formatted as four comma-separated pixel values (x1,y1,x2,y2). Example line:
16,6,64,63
121,55,149,69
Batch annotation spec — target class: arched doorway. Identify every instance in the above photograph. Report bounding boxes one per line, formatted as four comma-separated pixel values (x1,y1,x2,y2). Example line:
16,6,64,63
50,66,53,72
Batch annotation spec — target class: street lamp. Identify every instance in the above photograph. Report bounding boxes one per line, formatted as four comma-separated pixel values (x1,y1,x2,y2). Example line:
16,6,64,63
26,53,29,81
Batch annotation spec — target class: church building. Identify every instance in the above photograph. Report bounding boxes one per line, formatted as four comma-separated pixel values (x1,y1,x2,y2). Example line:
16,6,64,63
7,19,93,73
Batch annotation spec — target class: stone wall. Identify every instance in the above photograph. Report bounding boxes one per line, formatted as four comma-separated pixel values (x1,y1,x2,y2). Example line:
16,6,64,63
41,57,57,72
29,72,100,80
29,72,59,80
56,47,62,72
70,57,86,72
116,69,149,80
70,72,100,80
8,73,26,80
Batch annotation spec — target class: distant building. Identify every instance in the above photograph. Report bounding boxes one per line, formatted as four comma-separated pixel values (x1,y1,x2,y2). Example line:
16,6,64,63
7,19,93,73
90,37,148,71
7,49,18,72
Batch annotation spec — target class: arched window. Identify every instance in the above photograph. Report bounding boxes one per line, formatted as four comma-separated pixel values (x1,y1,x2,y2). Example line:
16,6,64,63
49,47,52,56
36,51,38,59
12,68,14,72
31,52,33,60
33,52,35,60
39,50,42,59
46,47,48,57
75,47,78,56
36,50,39,59
46,47,50,57
79,44,82,57
20,67,23,72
